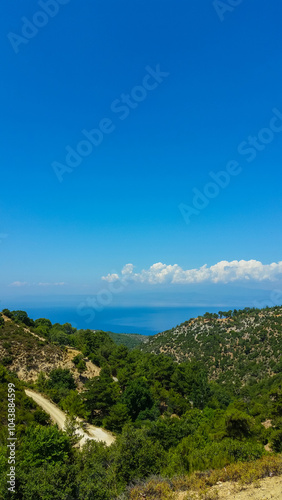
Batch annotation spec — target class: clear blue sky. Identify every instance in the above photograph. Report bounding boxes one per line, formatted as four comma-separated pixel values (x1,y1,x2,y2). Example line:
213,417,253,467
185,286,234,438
1,0,282,309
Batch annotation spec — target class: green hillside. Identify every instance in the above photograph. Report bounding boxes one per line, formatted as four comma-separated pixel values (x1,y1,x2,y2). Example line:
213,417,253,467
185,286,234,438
139,305,282,388
107,331,147,349
1,306,282,499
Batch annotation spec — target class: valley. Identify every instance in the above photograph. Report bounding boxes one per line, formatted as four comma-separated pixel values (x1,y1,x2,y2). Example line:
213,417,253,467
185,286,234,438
0,305,282,499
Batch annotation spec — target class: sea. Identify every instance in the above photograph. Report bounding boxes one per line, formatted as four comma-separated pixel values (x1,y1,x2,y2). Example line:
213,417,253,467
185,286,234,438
11,305,237,336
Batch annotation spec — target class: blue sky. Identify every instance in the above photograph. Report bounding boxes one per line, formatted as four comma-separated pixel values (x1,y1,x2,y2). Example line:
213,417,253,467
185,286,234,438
1,0,282,311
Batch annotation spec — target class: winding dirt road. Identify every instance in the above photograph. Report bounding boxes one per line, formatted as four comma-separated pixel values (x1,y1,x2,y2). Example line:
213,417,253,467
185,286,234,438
25,389,115,447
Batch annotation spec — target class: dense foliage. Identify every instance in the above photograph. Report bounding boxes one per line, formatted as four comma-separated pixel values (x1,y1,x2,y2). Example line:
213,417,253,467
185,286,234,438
140,306,282,388
0,306,282,499
107,331,147,349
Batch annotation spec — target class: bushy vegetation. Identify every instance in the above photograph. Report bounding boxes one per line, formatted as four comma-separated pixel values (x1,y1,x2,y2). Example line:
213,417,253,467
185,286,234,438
0,306,282,499
0,315,62,374
107,331,147,349
140,305,282,388
128,455,282,499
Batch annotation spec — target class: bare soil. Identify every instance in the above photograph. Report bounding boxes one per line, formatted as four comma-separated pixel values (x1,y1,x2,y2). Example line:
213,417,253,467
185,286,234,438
213,475,282,499
176,475,282,499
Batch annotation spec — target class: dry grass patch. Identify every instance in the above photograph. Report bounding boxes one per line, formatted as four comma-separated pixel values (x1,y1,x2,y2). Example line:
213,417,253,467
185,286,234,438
127,455,282,500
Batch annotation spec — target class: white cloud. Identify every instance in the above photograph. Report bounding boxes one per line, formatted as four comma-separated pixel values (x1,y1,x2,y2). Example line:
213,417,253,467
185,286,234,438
102,260,282,285
121,264,134,275
9,281,28,287
101,273,119,282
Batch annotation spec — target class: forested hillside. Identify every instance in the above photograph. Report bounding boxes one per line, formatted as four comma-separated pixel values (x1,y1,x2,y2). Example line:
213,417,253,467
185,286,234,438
0,307,282,499
107,331,147,349
140,306,282,387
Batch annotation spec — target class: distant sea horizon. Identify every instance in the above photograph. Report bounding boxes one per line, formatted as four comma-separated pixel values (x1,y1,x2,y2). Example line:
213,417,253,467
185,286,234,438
4,305,247,336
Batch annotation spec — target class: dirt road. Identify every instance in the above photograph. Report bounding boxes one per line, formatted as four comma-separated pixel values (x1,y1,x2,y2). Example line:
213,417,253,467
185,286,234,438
25,389,115,447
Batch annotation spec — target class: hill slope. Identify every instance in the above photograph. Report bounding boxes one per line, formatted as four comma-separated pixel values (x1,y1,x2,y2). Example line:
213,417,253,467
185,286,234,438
140,306,282,386
1,306,282,499
0,314,100,385
107,331,147,349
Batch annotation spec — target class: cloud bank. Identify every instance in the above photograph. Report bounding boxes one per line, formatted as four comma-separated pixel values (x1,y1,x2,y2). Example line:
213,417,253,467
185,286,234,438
9,282,66,287
102,260,282,285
